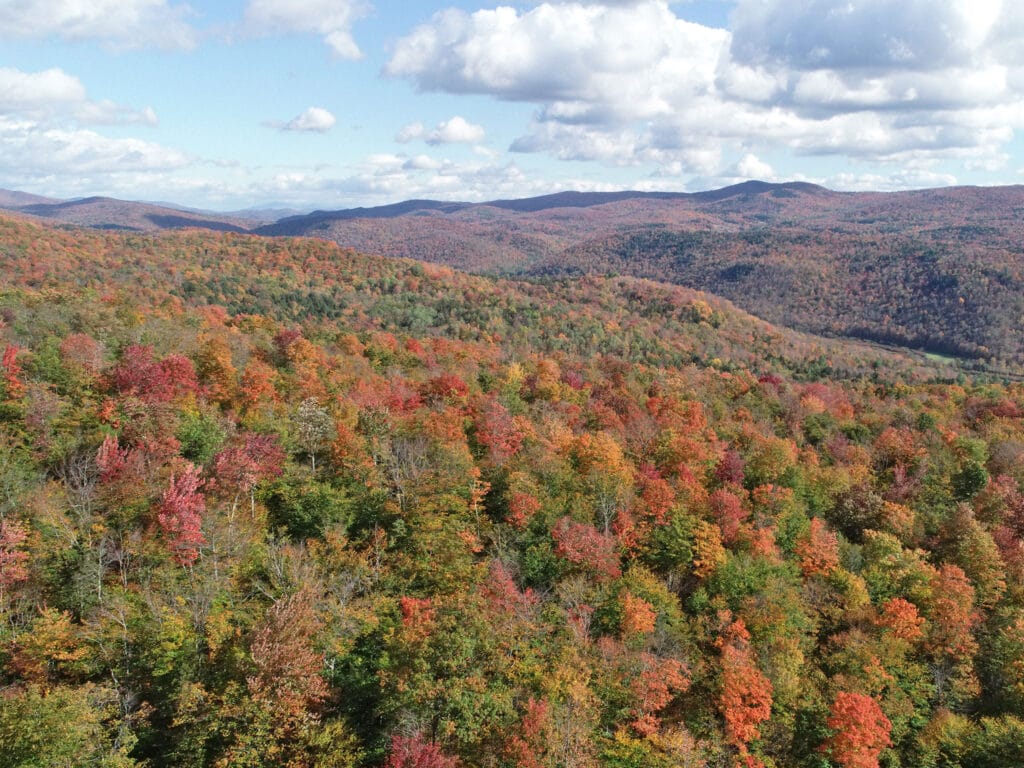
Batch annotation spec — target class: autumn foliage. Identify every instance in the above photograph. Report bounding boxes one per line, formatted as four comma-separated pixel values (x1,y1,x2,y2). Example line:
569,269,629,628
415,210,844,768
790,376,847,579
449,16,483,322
385,732,460,768
0,213,1022,768
823,692,892,768
0,517,29,593
717,615,773,756
156,463,206,566
552,517,621,578
795,518,840,576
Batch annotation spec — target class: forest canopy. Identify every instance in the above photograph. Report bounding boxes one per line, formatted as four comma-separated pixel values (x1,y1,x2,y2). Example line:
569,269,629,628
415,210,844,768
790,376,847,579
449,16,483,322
1,214,1023,767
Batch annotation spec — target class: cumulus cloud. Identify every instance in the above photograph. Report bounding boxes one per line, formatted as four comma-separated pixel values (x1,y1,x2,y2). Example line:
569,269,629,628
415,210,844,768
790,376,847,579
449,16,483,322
395,121,425,143
723,0,1014,117
233,147,660,210
396,116,486,145
279,107,336,133
403,154,444,171
0,65,189,200
386,3,726,115
0,67,158,125
0,0,197,50
733,153,774,180
826,169,960,191
0,117,190,188
729,0,1002,72
385,0,1024,181
245,0,370,58
320,155,561,204
426,116,485,145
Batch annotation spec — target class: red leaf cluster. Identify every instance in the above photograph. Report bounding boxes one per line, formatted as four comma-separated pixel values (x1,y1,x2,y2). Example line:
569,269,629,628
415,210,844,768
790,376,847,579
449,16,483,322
795,518,840,577
823,692,892,768
0,517,29,590
108,345,199,404
717,616,773,753
385,732,460,768
504,698,550,768
419,373,469,405
157,463,206,566
475,398,526,464
552,517,621,578
710,488,749,545
211,432,286,496
2,344,23,399
631,653,690,736
481,560,538,617
248,586,329,719
637,463,674,525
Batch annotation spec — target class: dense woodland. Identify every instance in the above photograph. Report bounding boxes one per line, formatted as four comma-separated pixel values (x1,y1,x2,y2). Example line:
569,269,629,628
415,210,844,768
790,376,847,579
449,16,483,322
254,183,1024,374
2,213,1024,767
539,223,1024,372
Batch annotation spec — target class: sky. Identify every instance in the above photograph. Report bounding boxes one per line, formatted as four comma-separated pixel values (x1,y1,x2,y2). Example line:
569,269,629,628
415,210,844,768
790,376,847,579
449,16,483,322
2,0,1024,211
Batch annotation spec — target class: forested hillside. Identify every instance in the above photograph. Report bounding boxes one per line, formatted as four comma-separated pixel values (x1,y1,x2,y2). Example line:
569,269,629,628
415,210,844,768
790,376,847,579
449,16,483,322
8,182,1024,371
539,223,1024,369
258,183,1024,373
2,215,1024,768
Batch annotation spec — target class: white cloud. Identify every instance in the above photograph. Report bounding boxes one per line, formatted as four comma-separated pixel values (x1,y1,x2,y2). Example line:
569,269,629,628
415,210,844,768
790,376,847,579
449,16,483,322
0,67,84,111
426,116,485,145
403,154,444,170
396,116,485,145
0,117,190,186
245,0,370,58
0,67,158,125
0,0,197,50
280,106,336,133
826,169,960,191
386,3,726,115
395,121,425,143
0,67,185,198
385,0,1024,182
729,0,1002,72
733,153,774,180
231,151,639,209
323,157,552,203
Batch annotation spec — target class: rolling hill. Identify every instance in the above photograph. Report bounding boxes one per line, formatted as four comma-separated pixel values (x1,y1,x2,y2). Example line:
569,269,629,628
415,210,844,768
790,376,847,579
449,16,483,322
0,212,952,383
5,181,1024,371
0,192,260,233
256,182,1024,371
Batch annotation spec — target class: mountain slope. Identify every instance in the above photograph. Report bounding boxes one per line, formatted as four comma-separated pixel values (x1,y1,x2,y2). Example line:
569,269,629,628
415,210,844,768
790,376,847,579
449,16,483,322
5,182,1024,369
259,183,1024,370
0,212,952,382
0,191,257,233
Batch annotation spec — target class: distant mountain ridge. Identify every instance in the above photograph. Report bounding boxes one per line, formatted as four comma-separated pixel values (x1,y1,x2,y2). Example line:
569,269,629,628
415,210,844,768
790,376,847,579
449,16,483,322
256,181,1024,370
3,180,1024,370
0,181,831,234
0,189,59,208
0,193,258,233
260,181,835,234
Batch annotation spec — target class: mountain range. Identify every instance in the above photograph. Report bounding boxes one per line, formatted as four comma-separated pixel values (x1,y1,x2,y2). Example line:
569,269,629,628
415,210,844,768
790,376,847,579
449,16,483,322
4,180,1023,372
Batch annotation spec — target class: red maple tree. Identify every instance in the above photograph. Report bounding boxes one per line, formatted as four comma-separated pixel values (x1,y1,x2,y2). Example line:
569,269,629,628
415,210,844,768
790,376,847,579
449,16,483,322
385,732,459,768
157,462,206,566
823,692,892,768
717,615,773,756
0,517,29,595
